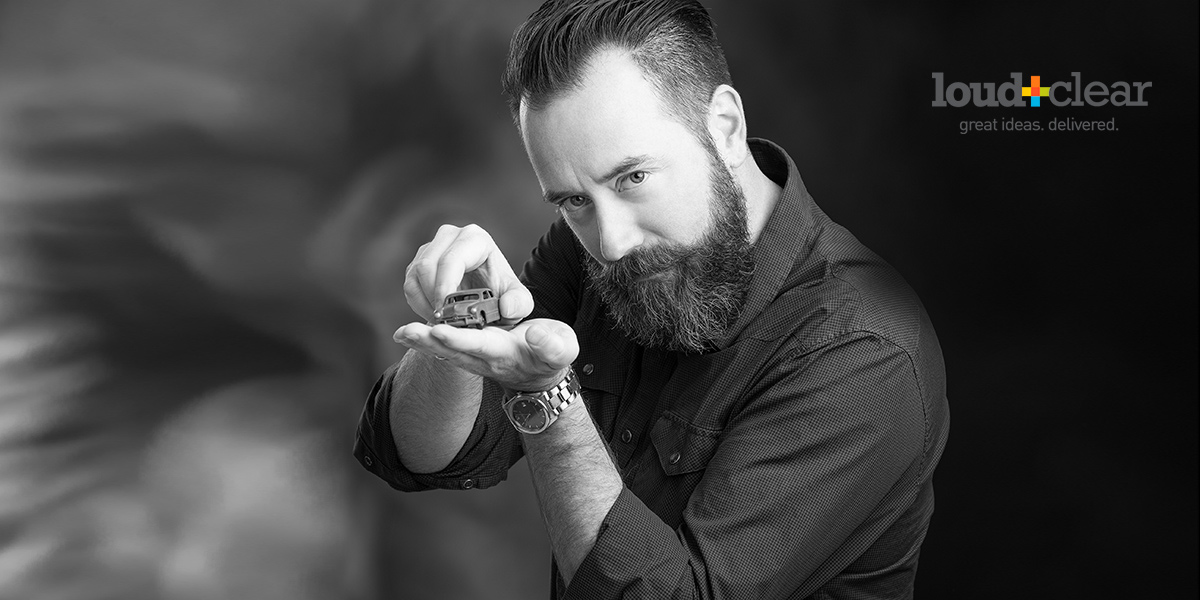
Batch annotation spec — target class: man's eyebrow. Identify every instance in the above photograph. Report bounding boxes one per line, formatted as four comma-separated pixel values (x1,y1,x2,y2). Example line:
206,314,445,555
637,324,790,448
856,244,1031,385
542,155,654,204
542,189,573,204
598,154,653,182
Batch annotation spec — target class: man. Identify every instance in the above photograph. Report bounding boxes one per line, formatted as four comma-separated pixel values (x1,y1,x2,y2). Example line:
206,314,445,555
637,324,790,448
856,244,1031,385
354,0,949,598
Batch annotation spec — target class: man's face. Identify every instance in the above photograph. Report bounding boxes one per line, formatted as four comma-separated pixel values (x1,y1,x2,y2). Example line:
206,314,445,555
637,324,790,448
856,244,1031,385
520,50,753,352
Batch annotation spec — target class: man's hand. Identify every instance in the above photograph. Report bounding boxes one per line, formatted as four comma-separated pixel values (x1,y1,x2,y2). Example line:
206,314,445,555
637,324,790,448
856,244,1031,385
394,319,577,391
403,223,533,324
397,223,578,391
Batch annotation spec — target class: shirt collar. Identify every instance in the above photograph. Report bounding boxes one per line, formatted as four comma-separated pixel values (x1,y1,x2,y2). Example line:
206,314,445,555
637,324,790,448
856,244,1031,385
716,138,817,349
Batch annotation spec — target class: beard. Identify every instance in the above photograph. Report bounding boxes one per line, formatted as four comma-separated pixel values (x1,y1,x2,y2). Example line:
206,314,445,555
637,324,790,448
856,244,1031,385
583,150,754,354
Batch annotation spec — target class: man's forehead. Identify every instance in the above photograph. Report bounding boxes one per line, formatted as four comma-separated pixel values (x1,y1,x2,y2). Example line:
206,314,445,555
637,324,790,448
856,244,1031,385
518,49,670,129
521,104,665,174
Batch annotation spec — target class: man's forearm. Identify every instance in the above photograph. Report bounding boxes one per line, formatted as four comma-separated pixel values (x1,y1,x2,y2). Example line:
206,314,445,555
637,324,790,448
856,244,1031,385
522,400,624,585
389,350,483,474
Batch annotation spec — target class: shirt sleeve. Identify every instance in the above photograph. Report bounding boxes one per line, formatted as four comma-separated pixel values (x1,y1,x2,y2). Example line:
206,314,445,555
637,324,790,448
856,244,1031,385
565,331,931,599
353,368,519,491
353,216,585,491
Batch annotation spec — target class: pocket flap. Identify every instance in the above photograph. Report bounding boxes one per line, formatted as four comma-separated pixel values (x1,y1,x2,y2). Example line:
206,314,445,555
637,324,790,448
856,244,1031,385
651,414,721,476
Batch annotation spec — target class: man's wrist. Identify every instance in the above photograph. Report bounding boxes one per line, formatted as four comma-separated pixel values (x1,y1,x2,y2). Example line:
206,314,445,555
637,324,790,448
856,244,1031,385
502,366,580,435
505,366,572,395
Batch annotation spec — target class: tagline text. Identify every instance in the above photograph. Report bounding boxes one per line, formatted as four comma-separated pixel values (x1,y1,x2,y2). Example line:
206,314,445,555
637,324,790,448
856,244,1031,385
958,117,1118,134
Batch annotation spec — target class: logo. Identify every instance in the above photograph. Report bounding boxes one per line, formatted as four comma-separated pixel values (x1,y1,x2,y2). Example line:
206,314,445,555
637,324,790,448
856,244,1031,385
931,73,1151,107
1021,76,1049,107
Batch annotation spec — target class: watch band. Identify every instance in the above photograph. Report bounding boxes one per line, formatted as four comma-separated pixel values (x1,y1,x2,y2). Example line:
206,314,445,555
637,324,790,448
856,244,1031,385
537,368,581,420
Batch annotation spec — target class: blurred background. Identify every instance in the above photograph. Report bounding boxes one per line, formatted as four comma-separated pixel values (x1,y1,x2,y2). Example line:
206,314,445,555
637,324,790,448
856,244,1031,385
0,0,1193,599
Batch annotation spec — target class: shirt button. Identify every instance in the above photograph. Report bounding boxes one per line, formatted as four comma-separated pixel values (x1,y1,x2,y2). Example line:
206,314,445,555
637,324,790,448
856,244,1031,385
668,451,681,465
620,429,632,443
461,478,475,490
363,455,374,467
581,363,594,375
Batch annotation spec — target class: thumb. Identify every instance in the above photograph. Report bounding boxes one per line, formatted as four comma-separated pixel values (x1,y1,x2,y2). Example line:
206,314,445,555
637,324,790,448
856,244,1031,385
499,284,534,321
523,320,578,369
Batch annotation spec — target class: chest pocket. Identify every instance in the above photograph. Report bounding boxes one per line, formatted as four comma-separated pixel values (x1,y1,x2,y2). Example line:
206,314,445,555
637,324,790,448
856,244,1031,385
651,413,721,476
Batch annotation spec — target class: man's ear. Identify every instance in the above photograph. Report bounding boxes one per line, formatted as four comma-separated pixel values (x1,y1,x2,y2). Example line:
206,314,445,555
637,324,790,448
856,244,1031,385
706,84,749,168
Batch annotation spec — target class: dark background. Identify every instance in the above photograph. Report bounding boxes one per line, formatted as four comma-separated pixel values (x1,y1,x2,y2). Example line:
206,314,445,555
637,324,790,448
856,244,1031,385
0,0,1194,598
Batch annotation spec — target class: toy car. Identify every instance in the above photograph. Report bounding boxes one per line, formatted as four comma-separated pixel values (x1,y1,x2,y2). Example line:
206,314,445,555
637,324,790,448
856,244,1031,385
433,288,502,329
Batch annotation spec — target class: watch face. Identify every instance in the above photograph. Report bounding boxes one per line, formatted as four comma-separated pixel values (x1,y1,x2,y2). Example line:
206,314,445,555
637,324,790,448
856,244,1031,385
510,398,548,432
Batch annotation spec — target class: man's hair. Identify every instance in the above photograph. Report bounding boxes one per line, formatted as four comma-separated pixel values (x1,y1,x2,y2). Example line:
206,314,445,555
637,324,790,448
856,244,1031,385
502,0,732,139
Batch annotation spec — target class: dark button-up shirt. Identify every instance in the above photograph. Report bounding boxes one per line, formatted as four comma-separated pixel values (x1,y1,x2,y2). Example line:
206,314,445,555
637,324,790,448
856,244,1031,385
354,139,950,599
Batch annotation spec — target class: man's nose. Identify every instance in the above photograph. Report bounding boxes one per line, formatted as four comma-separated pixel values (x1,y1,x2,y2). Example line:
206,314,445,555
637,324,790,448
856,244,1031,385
594,199,642,262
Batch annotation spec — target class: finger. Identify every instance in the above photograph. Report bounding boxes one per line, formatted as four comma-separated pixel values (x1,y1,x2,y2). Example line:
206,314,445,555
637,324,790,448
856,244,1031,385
403,270,436,321
523,320,579,369
429,323,508,359
495,272,534,321
393,322,431,345
396,324,492,373
432,224,498,306
475,235,533,320
393,322,423,344
431,254,467,312
411,225,468,312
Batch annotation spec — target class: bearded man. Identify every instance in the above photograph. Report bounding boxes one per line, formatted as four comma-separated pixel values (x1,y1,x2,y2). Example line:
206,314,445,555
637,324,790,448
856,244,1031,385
354,1,949,598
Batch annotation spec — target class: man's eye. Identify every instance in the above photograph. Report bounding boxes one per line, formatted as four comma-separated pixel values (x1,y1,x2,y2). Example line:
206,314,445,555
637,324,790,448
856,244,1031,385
619,171,648,191
559,196,590,211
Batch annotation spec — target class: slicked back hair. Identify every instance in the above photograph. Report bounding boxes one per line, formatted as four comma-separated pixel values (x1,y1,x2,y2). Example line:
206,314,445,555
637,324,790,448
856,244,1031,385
502,0,732,141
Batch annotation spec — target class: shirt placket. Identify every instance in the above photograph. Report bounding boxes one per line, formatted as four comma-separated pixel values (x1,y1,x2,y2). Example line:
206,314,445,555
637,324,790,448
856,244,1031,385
611,348,676,482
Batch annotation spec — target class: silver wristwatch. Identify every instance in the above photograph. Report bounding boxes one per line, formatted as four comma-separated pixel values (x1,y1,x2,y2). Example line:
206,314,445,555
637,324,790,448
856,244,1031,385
502,367,582,434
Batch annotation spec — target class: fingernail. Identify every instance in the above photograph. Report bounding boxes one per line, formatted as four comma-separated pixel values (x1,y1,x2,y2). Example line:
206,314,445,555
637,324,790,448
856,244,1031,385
527,326,548,345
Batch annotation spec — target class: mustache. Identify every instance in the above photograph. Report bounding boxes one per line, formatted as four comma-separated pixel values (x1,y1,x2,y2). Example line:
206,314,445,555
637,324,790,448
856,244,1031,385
589,244,694,286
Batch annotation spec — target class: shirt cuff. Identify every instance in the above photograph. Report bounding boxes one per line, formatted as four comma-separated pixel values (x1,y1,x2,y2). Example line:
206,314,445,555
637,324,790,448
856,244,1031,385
564,487,691,599
352,364,521,491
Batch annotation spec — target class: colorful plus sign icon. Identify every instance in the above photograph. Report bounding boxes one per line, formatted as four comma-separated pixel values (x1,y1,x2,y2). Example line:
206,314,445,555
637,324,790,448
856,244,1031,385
1022,75,1050,107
